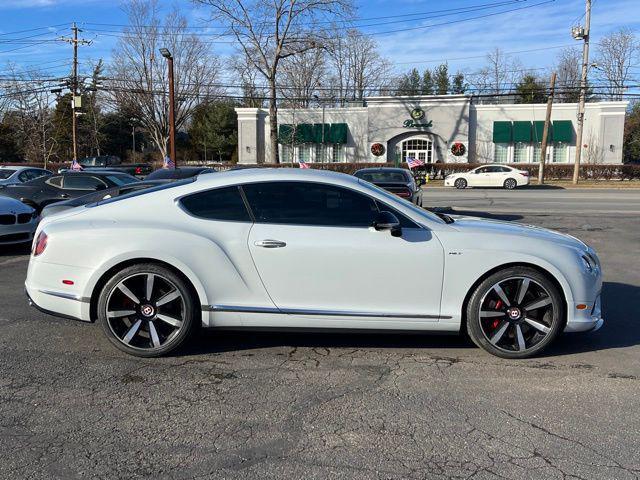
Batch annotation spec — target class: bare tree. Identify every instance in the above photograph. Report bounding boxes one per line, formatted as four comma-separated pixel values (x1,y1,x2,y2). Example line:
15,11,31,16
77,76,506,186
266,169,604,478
279,47,325,108
230,55,265,108
2,65,56,164
108,0,221,158
325,29,392,101
554,47,582,102
594,28,640,101
195,0,353,163
468,48,522,98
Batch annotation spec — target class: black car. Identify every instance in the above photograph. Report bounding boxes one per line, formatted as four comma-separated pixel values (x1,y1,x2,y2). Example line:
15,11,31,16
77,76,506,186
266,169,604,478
0,171,140,211
354,167,424,206
58,155,153,178
39,180,171,220
145,166,216,180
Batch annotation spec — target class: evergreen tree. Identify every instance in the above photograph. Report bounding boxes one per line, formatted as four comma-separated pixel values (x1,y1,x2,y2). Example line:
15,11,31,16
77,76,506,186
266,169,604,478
188,101,239,162
434,64,450,95
395,68,421,96
421,70,434,95
451,72,467,94
515,74,546,103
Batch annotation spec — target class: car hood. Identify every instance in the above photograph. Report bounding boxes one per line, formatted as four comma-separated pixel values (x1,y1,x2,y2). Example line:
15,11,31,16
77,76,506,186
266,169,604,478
0,195,34,214
449,215,588,251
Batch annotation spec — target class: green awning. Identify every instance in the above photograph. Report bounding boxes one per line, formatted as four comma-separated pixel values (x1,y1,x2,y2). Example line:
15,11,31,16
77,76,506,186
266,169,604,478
312,123,330,143
553,120,573,143
513,121,532,142
328,123,348,144
297,123,314,143
533,121,553,142
493,121,512,143
278,124,294,144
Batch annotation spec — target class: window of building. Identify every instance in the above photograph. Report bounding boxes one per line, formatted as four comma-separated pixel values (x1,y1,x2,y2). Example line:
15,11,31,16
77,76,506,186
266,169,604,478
315,144,330,163
180,186,251,222
532,142,542,163
332,144,346,162
401,138,433,163
281,145,294,163
242,182,378,227
513,142,529,163
298,144,312,163
494,143,509,163
553,142,568,163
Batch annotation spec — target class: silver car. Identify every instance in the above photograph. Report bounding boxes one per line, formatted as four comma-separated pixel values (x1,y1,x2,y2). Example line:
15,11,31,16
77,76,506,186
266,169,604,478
0,166,52,186
0,196,37,245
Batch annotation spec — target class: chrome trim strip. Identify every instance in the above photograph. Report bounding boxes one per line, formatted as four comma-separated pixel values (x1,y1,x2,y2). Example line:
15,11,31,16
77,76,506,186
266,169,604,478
39,289,90,303
207,304,450,319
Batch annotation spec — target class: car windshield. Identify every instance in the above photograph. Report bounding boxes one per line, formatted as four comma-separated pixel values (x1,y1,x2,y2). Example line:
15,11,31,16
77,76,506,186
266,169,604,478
356,171,408,183
358,180,445,225
106,174,139,186
0,169,16,179
78,157,96,166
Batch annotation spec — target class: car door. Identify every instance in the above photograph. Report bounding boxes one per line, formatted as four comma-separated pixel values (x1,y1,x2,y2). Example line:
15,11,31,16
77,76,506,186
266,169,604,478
244,181,445,320
58,175,107,202
467,167,486,186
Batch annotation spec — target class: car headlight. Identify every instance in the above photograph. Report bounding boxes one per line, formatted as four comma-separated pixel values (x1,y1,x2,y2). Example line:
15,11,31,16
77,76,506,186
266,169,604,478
445,175,453,180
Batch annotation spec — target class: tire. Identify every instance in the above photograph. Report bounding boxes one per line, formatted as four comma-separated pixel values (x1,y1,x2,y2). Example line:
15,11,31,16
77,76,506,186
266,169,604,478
97,263,197,357
454,178,467,189
466,266,564,359
503,178,517,190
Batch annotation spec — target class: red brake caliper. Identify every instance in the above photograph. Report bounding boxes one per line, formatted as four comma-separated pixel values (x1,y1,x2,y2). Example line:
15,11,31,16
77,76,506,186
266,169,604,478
491,300,503,329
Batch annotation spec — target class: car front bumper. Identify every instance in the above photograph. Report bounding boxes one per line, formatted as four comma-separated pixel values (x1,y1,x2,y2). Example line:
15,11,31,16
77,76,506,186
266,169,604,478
564,293,604,333
0,219,36,245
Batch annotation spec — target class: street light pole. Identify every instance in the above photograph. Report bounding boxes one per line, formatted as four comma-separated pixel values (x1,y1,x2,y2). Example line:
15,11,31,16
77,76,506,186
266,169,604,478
160,48,177,167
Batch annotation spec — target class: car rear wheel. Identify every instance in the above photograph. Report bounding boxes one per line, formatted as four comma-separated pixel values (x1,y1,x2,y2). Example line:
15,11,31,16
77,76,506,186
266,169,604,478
503,178,517,190
466,266,564,359
454,178,467,189
97,263,196,357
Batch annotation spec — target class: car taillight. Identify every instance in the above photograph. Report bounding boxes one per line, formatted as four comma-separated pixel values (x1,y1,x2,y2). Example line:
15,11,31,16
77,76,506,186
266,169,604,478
33,231,48,256
135,167,142,175
520,171,529,177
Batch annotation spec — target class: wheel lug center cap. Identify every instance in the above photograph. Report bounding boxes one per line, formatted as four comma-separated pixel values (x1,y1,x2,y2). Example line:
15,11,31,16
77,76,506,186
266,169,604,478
507,307,522,321
140,304,155,318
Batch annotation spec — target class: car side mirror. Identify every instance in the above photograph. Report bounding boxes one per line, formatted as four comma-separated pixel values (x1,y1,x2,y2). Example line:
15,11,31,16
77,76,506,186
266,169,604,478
373,211,402,237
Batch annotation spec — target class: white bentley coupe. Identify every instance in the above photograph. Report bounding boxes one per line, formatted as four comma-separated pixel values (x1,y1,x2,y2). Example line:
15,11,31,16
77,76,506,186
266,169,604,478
26,169,602,359
444,165,530,189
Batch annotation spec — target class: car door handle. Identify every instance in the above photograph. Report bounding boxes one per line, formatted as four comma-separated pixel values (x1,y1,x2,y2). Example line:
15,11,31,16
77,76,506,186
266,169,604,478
60,194,69,198
254,239,287,248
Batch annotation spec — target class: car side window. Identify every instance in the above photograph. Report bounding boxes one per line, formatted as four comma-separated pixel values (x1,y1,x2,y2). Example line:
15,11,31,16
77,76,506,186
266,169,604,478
242,181,379,228
500,167,512,173
63,176,106,190
475,167,488,174
46,176,63,188
180,186,251,222
18,172,30,182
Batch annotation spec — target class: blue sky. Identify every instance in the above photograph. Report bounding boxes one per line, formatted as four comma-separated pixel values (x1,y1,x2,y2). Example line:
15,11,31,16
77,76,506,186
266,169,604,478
1,0,639,82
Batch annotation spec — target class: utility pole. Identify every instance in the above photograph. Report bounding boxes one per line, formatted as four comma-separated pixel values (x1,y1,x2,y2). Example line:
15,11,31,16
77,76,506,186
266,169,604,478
60,23,91,162
159,48,177,167
539,72,556,185
572,0,592,184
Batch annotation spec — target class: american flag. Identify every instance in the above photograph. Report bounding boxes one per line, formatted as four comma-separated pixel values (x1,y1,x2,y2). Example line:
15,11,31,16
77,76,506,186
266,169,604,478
70,159,83,171
163,155,175,169
406,157,425,169
298,159,310,169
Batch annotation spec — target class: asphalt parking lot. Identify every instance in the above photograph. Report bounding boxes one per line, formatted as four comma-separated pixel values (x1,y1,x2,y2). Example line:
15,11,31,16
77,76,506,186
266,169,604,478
1,187,639,479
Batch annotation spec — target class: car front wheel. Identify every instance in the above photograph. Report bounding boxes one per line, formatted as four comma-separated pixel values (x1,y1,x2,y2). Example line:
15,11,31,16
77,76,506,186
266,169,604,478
466,266,564,359
454,178,467,189
97,263,197,357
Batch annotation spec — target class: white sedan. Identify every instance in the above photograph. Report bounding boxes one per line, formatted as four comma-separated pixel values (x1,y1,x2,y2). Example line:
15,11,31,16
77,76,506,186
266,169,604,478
445,165,530,189
26,169,602,359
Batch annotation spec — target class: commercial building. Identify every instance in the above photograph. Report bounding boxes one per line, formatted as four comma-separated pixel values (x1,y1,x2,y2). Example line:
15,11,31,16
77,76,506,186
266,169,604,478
236,95,627,165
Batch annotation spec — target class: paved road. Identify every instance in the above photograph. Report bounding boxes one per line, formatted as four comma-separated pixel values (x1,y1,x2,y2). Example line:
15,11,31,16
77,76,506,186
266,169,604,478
424,186,640,215
1,191,640,479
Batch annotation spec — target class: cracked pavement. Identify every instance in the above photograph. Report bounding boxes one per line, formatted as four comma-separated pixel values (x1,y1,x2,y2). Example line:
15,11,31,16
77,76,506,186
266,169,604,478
1,188,639,479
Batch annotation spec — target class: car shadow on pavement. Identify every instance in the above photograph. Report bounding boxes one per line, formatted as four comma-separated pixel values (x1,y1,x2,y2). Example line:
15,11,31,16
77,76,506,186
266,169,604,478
0,243,30,256
180,281,639,358
543,281,640,357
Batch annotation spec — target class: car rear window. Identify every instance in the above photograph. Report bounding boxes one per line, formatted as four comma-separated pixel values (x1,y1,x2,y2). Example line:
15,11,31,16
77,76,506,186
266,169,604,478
92,177,197,207
356,171,408,183
180,186,250,222
0,169,16,179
